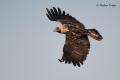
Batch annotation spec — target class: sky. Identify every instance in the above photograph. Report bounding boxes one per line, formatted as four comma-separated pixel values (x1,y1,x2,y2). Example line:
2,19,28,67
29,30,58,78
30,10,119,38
0,0,120,80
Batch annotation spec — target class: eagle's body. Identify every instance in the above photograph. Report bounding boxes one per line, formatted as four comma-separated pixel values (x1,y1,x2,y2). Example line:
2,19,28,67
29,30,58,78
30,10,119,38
46,7,103,67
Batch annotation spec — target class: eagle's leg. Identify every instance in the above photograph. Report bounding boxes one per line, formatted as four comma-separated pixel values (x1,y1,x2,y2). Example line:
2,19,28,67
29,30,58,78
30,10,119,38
58,59,64,63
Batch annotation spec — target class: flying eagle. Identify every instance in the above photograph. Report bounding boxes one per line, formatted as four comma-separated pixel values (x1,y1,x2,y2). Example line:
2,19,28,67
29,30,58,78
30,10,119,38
46,7,103,67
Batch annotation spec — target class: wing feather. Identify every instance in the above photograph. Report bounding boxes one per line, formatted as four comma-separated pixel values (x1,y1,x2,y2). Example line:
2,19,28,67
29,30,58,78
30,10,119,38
53,7,59,16
46,7,85,29
61,34,90,67
46,8,54,20
46,14,52,20
58,8,62,15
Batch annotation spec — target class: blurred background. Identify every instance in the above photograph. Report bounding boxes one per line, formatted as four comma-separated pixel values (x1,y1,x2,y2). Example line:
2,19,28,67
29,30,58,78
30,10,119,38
0,0,120,80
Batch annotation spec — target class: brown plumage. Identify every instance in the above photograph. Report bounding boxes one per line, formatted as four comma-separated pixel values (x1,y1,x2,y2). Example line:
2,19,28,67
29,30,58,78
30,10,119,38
46,7,103,67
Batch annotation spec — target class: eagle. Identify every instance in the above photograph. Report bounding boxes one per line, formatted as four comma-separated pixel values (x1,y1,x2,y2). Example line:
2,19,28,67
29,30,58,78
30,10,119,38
46,7,103,67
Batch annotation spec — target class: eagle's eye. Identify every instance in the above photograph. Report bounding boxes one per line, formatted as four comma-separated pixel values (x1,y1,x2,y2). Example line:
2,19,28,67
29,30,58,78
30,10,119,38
53,27,61,33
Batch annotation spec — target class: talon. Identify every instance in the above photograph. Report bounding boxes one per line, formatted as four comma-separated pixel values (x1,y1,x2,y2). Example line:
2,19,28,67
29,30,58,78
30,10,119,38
58,59,64,62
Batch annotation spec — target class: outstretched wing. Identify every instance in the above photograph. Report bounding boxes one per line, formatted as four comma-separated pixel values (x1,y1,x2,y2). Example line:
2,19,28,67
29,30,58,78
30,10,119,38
60,34,90,67
46,7,85,29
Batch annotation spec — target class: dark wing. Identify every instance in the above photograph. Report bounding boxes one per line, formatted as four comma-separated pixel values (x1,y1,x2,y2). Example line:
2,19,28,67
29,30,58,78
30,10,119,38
60,34,90,67
46,7,85,29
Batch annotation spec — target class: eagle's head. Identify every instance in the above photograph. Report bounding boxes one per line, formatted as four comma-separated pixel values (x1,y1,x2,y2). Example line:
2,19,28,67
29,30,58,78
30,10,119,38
53,25,69,34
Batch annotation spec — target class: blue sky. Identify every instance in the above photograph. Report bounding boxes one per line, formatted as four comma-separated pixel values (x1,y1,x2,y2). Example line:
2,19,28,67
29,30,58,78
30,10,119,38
0,0,120,80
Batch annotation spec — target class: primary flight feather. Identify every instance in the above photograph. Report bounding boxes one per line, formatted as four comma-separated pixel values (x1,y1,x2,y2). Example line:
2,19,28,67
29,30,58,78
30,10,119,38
46,7,103,67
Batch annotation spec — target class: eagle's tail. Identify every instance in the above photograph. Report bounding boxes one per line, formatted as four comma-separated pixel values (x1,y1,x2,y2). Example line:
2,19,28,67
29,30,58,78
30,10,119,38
87,29,103,41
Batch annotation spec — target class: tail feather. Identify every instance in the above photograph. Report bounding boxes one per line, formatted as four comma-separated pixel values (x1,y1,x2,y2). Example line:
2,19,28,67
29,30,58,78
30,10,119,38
87,29,103,41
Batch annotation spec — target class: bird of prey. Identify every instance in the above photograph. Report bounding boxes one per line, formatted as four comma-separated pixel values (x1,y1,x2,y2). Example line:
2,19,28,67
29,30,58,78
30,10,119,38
46,7,103,67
